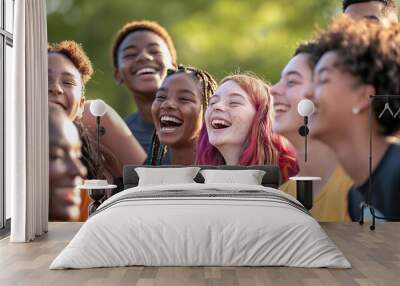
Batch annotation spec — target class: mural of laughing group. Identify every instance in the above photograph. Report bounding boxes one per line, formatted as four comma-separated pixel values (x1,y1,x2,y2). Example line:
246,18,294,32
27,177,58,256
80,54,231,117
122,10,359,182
48,0,400,223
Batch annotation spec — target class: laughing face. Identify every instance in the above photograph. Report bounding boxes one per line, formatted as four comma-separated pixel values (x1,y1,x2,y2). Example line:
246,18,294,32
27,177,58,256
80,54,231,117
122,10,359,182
48,53,85,120
270,54,313,139
151,72,203,148
205,80,256,150
114,30,174,97
49,111,87,221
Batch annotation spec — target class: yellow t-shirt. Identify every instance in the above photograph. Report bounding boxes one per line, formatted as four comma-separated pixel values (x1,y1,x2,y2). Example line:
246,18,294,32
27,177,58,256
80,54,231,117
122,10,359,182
280,166,353,222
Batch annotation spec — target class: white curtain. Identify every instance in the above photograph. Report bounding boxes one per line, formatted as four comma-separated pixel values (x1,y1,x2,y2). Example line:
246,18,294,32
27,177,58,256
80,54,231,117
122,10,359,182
8,0,48,242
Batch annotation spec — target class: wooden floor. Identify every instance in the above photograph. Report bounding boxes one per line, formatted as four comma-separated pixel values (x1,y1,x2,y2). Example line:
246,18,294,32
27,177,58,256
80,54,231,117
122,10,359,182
0,222,399,286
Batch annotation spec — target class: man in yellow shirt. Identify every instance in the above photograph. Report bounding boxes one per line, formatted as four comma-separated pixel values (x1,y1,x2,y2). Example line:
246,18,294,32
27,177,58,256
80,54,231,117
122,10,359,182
271,41,353,222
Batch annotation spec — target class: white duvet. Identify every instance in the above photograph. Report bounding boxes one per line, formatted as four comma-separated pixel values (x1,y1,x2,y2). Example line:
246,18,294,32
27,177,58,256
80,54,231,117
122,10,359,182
50,183,351,269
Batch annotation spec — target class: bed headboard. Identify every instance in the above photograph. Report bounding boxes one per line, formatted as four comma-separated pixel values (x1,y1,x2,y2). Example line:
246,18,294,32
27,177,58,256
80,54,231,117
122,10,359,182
123,165,281,189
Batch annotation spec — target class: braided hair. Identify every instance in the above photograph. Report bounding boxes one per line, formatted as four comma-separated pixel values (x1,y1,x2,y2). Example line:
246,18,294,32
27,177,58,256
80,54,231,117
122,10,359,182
146,64,217,165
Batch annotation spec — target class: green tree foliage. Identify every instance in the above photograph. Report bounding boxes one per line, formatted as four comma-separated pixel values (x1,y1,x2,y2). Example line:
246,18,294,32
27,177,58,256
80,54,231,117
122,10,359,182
47,0,340,118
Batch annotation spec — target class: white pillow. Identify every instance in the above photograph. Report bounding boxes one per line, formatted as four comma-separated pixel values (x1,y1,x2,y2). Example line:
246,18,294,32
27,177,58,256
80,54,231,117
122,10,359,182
135,167,200,186
200,169,266,185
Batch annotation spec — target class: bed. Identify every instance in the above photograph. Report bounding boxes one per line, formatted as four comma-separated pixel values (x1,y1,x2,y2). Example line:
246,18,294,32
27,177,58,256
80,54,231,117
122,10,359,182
50,165,350,269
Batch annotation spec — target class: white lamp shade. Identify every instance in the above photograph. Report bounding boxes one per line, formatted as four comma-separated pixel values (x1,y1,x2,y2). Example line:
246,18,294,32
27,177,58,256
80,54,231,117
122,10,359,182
90,99,107,117
297,99,315,117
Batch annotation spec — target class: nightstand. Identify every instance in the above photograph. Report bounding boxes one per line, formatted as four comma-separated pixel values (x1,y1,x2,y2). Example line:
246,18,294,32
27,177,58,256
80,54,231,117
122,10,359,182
78,181,117,215
289,176,321,210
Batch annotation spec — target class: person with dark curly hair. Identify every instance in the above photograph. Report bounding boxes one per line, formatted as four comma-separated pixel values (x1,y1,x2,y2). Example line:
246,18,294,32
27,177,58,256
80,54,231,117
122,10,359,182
271,41,354,222
48,41,93,120
343,0,398,25
48,40,146,220
343,0,400,143
306,15,400,221
112,20,177,155
147,65,217,165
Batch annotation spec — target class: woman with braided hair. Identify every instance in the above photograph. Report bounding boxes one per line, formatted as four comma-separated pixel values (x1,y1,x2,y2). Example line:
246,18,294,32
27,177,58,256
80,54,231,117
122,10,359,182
148,65,217,165
196,73,299,182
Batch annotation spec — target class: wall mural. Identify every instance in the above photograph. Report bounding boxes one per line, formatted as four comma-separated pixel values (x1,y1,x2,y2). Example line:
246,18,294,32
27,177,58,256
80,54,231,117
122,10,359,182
47,0,400,223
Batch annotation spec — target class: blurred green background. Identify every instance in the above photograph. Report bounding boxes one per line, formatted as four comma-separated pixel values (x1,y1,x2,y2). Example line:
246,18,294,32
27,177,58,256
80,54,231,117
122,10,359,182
47,0,343,118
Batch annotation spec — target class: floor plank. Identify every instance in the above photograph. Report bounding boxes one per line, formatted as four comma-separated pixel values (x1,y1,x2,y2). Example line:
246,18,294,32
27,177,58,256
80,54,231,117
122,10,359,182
0,222,399,286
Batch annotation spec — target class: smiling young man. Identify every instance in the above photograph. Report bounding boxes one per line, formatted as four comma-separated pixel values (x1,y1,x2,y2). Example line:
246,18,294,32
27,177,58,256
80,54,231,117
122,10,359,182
343,0,398,25
112,20,177,154
270,41,354,222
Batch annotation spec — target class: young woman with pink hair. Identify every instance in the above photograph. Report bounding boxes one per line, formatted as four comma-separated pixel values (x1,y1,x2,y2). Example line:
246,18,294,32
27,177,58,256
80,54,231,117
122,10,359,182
196,73,299,182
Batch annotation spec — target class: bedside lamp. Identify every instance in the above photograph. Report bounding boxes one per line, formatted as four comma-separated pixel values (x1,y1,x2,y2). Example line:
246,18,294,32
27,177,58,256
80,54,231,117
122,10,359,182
297,99,315,162
77,100,117,215
90,99,107,177
291,99,320,211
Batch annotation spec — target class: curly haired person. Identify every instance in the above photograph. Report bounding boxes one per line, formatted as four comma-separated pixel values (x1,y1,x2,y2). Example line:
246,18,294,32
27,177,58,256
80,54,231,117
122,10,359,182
307,15,400,220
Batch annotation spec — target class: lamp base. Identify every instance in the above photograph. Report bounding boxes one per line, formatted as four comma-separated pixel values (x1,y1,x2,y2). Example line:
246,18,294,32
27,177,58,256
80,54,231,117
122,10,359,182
298,125,309,136
359,202,400,230
359,203,376,231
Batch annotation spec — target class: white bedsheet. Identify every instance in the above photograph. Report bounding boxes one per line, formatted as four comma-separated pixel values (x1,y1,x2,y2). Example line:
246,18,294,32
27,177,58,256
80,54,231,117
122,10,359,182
50,183,351,269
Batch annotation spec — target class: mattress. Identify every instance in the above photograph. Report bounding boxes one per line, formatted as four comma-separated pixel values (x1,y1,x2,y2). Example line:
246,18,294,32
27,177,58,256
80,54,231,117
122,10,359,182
50,183,351,269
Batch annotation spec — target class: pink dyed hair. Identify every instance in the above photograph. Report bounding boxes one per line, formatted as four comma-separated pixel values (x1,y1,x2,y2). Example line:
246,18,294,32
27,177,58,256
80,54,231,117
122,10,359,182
196,73,299,182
